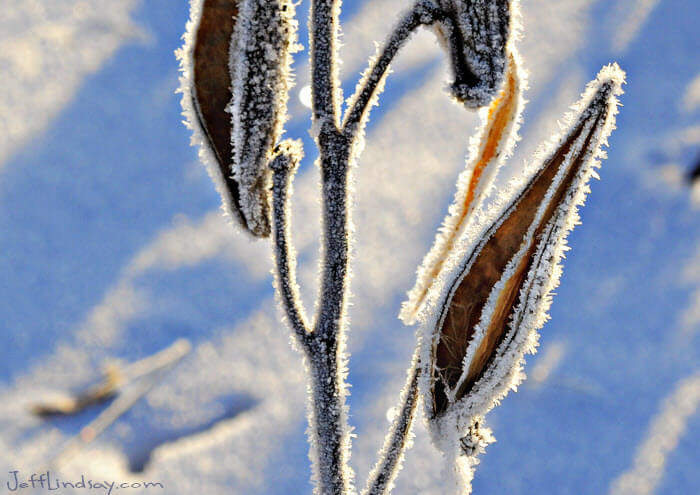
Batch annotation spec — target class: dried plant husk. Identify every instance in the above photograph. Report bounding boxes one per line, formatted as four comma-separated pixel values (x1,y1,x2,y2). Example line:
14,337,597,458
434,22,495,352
178,0,251,233
177,0,298,237
418,65,625,468
228,0,299,237
432,0,516,108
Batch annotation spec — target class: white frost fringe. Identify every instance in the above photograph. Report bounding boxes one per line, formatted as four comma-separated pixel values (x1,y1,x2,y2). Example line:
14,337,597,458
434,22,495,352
419,64,625,494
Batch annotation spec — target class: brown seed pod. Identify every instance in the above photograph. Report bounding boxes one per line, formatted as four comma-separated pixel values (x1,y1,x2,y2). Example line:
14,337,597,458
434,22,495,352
179,0,298,238
432,0,516,108
178,0,253,234
419,65,625,442
432,106,598,415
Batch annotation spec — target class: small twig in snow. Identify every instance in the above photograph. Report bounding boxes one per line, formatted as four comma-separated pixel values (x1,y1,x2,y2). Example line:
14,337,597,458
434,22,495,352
48,339,191,469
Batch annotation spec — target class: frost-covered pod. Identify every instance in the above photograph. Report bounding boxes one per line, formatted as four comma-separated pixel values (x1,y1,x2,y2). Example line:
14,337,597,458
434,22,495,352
228,0,299,237
432,0,517,108
177,0,298,238
419,64,625,492
177,0,249,233
400,51,525,324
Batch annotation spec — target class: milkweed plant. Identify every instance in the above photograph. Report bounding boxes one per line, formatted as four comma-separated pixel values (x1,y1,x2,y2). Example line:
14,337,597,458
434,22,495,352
176,0,625,493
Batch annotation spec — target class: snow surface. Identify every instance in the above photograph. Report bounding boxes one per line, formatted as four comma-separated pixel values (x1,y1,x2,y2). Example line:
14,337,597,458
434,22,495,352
0,0,698,494
0,0,141,170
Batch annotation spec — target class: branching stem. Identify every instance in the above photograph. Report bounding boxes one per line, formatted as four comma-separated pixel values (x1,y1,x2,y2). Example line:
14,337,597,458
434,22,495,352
297,2,442,493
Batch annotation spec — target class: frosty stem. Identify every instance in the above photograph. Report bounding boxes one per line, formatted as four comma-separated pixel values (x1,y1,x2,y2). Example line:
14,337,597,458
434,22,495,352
310,0,341,124
310,127,353,494
280,2,441,493
270,149,310,343
343,1,441,135
362,350,422,495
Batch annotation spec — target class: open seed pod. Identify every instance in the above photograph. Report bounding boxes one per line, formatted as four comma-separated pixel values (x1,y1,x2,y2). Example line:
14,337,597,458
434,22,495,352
401,50,525,325
417,64,624,489
432,0,516,108
177,0,247,232
177,0,298,237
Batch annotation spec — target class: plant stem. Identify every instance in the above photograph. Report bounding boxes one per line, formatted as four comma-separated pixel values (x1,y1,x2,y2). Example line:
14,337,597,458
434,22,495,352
311,127,353,494
307,333,351,495
310,0,341,125
295,2,442,493
362,348,422,495
270,147,311,343
343,0,440,136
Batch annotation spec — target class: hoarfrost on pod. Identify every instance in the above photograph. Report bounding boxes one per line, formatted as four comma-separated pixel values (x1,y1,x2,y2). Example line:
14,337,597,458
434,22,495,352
177,0,299,238
229,0,300,237
431,0,518,108
417,64,625,494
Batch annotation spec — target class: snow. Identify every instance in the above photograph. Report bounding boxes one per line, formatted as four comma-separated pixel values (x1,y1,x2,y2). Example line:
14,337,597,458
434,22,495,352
0,0,141,170
609,371,700,495
681,73,700,113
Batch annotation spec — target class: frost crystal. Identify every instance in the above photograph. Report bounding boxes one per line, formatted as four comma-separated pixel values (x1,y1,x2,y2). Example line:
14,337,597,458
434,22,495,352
417,64,625,492
229,0,299,237
432,0,517,108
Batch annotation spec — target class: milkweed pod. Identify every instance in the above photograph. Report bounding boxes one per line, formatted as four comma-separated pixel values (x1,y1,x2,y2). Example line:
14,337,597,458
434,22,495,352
177,0,298,238
432,0,516,108
229,0,299,237
400,51,525,325
419,65,625,484
178,0,250,233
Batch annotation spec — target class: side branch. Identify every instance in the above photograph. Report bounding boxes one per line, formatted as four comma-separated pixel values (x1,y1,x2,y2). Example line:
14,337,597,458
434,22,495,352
342,0,441,135
270,143,311,344
362,347,422,495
